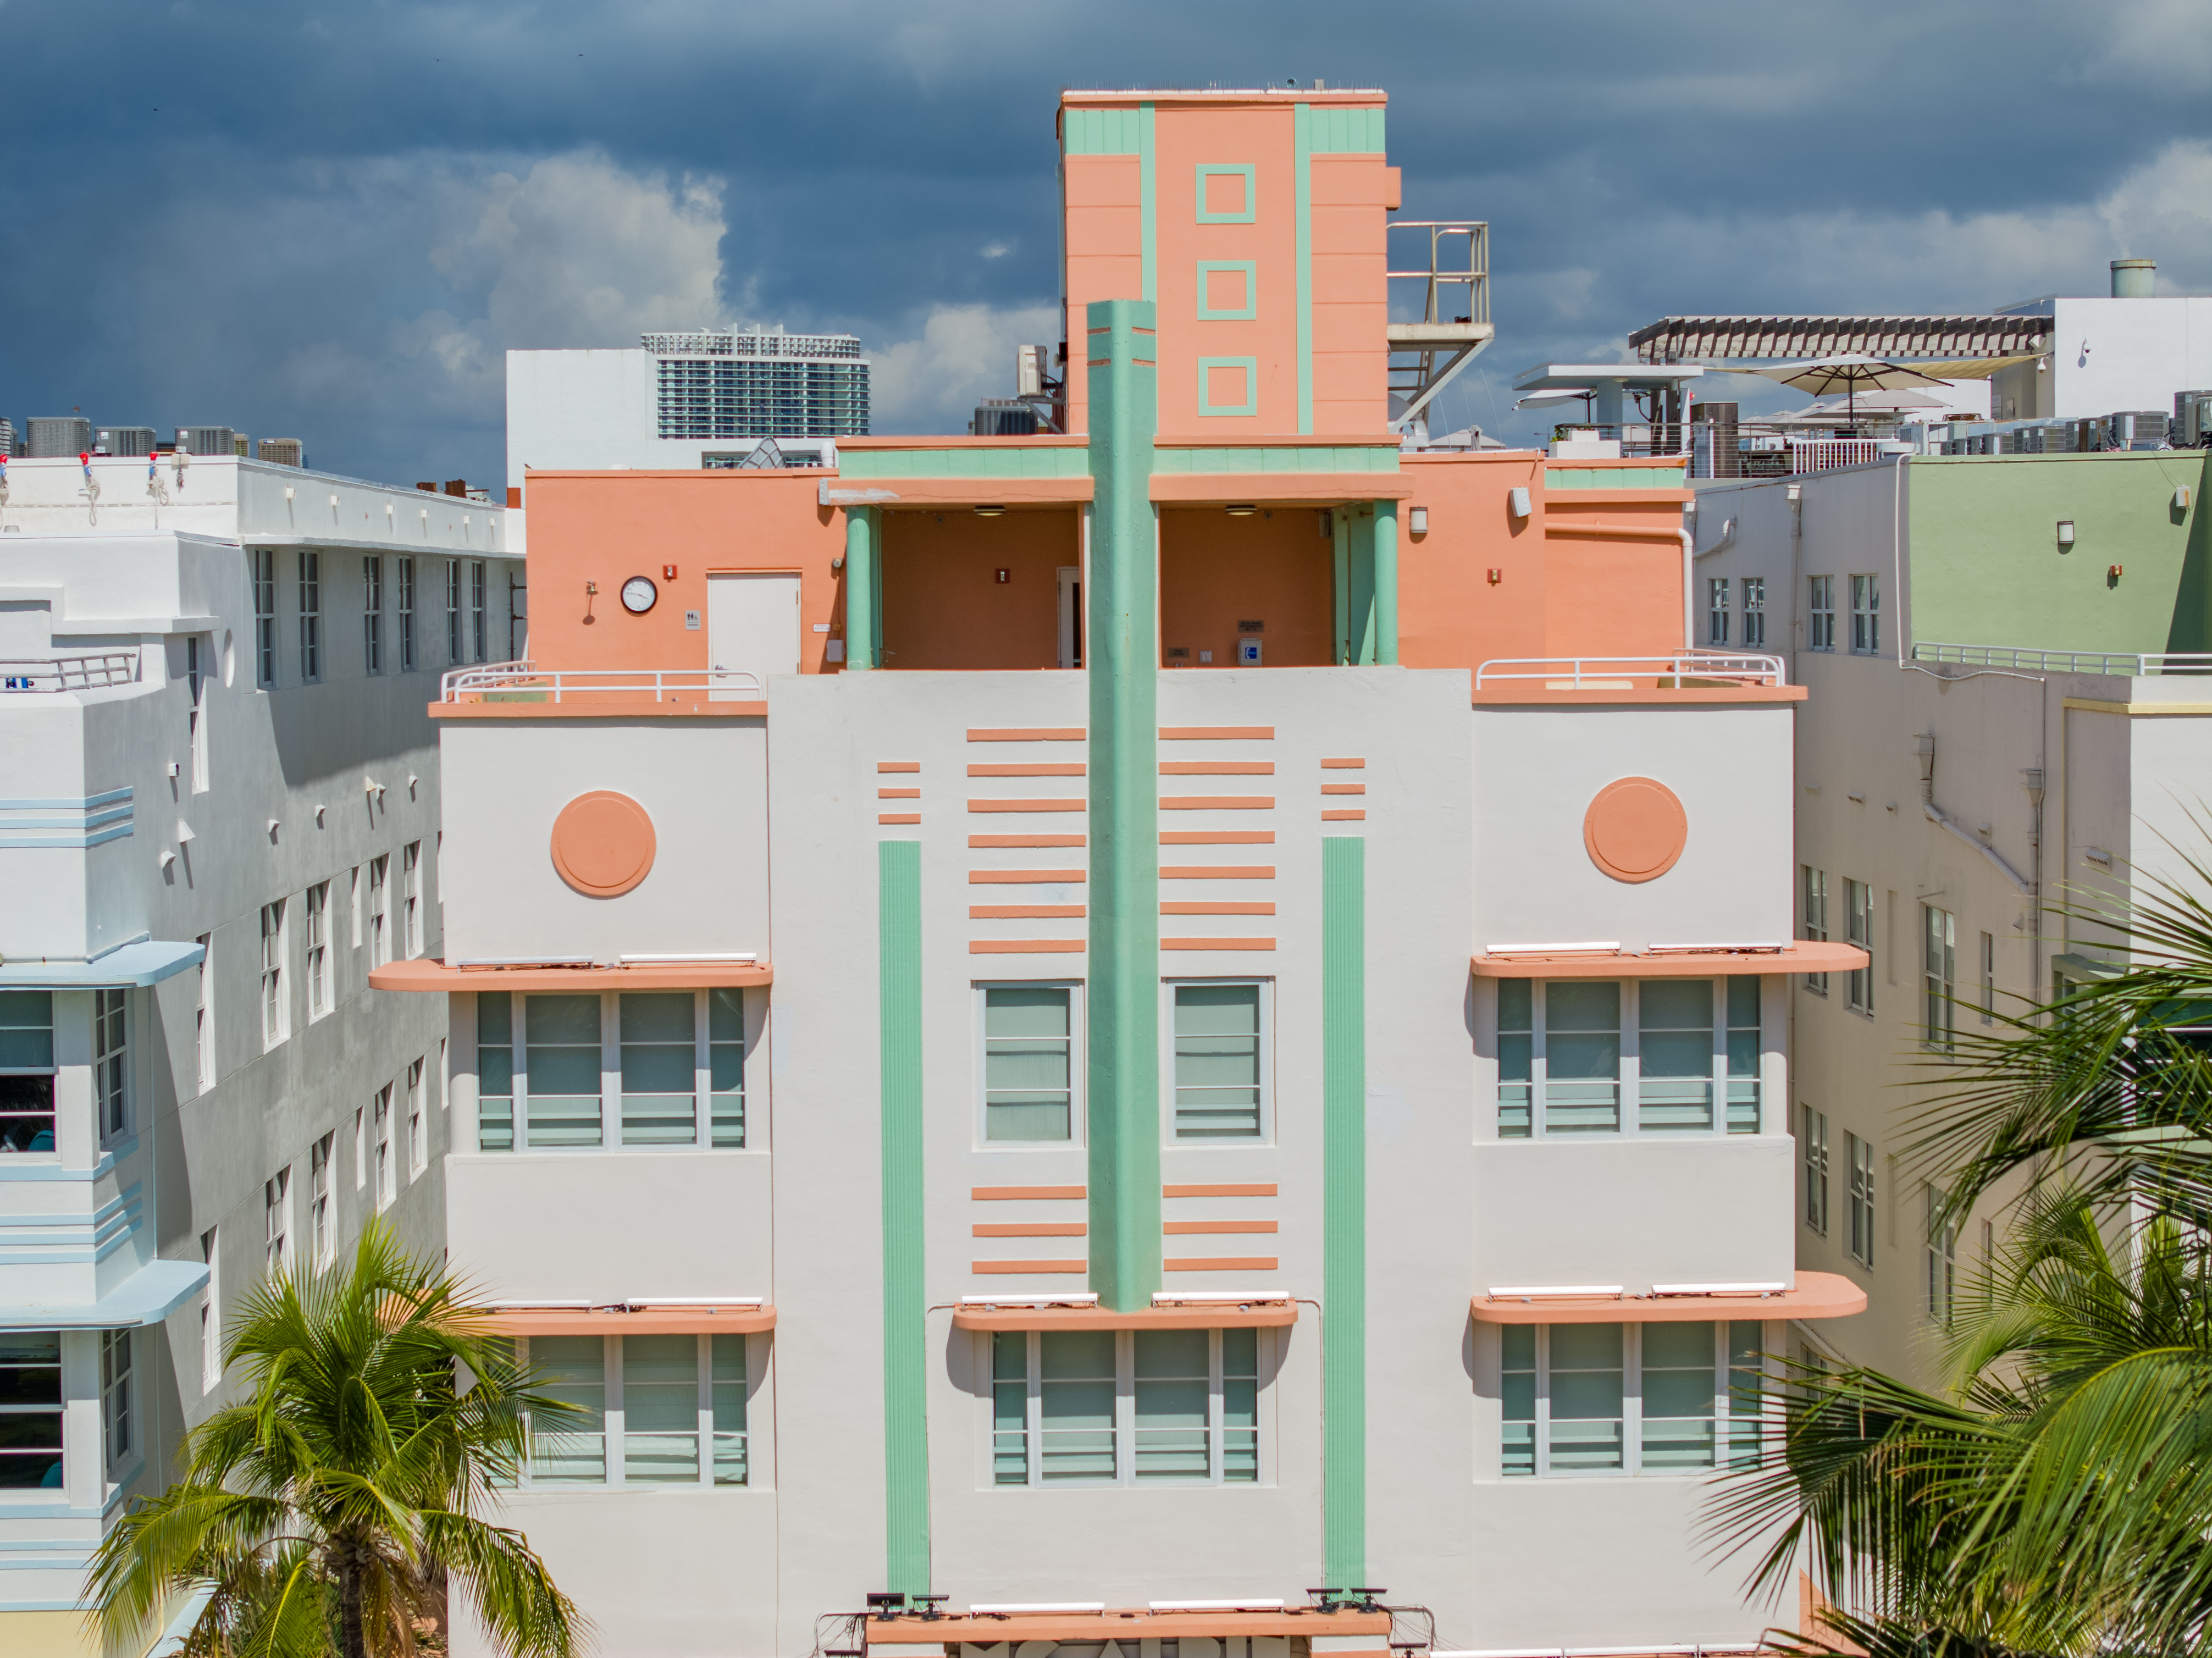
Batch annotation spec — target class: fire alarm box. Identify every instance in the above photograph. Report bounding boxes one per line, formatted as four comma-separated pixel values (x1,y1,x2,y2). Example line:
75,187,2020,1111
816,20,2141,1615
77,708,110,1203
1237,637,1263,666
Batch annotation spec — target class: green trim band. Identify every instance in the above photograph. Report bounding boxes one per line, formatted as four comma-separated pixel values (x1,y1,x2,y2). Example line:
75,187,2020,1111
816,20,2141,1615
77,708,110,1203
1544,465,1688,489
1194,163,1257,224
1063,106,1143,156
1140,103,1158,305
1196,357,1261,418
878,840,930,1594
1196,259,1259,321
1293,104,1314,436
1307,106,1386,154
1321,836,1367,1585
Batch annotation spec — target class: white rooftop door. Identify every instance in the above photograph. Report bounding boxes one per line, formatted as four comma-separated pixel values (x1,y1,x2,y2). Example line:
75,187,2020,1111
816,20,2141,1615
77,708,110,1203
706,572,800,698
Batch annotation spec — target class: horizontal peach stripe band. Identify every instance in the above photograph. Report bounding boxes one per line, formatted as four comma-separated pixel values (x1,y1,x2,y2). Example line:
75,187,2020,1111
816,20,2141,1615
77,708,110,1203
1164,1257,1279,1272
1162,902,1275,915
1322,810,1367,821
1161,865,1275,878
1164,1220,1278,1234
974,1223,1087,1238
879,813,921,825
1160,760,1275,775
878,761,921,772
1161,796,1275,809
1162,938,1276,950
1164,1183,1278,1197
879,787,920,798
1162,831,1275,843
972,834,1086,847
971,869,1086,883
974,1185,1086,1200
1321,757,1366,769
970,762,1085,777
1321,783,1366,795
970,940,1085,953
971,799,1086,812
972,904,1085,918
972,1259,1087,1274
970,728,1084,741
1160,726,1274,739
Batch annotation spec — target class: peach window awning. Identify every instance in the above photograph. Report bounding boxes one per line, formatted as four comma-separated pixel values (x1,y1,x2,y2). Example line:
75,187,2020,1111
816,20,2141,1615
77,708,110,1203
369,958,773,993
1470,942,1869,979
951,1294,1298,1332
865,1607,1391,1643
1470,1271,1866,1324
479,1303,777,1336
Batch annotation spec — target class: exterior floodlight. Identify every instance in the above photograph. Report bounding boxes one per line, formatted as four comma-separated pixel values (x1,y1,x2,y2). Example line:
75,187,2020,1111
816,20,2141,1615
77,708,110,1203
1508,486,1531,519
974,504,1006,517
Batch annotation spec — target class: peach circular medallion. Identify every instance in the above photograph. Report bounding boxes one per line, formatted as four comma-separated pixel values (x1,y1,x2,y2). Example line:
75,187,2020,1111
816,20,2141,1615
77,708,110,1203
549,791,657,898
1583,776,1688,885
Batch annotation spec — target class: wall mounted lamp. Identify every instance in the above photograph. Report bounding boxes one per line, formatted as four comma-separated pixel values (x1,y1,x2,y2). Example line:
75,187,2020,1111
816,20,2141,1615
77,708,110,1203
974,504,1006,517
1507,487,1531,519
1408,506,1429,534
2056,520,2075,551
1224,503,1258,516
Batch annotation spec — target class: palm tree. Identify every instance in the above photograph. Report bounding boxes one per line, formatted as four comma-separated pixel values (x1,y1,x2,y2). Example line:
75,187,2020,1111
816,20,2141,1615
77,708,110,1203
1711,845,2212,1655
87,1222,588,1658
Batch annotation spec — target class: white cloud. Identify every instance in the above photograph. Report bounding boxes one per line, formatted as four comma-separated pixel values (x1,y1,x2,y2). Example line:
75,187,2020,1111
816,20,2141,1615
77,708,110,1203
869,301,1060,431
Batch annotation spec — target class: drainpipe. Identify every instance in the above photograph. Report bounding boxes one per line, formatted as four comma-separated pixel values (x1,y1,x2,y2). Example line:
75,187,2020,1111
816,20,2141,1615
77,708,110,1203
1678,528,1695,650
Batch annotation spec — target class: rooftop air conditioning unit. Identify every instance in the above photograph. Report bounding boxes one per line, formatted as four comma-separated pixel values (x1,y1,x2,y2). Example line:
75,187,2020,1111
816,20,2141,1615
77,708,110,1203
96,427,157,458
27,416,92,458
2176,390,2212,450
176,426,236,457
2102,411,2170,451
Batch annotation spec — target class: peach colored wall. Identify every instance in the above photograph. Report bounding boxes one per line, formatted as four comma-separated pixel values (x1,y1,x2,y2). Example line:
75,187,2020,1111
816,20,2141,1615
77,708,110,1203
881,508,1080,671
1160,506,1334,668
1061,154,1142,436
1308,156,1389,435
522,471,845,673
1540,534,1686,660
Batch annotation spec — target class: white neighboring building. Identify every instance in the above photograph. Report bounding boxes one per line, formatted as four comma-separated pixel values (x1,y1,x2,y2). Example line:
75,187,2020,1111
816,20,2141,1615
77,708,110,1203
0,454,521,1658
505,328,871,490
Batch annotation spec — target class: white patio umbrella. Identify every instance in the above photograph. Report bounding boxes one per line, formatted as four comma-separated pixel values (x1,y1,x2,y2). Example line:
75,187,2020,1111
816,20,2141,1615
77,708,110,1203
1751,353,1948,429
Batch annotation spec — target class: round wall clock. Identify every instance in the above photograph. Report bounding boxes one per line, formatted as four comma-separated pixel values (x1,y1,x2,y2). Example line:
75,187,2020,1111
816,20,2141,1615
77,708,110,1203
620,576,658,614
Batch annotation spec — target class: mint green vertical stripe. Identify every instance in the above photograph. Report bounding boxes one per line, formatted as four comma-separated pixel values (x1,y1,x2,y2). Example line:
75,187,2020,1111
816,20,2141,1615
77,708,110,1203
1293,103,1314,435
1139,103,1157,305
1322,836,1367,1587
844,507,877,671
1086,299,1163,1312
1346,510,1377,665
878,840,929,1594
1373,500,1399,665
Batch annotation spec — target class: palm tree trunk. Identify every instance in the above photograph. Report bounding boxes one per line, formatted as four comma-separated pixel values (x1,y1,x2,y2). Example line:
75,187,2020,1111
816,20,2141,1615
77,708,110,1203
341,1540,368,1658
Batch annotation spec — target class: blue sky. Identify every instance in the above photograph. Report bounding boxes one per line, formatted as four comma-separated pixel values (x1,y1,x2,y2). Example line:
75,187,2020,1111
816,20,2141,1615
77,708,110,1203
2,1,2207,488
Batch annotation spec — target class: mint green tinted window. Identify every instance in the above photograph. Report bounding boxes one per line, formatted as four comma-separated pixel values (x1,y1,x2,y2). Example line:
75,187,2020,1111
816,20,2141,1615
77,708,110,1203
1497,979,1532,1138
1726,977,1762,1134
622,1333,699,1484
1638,979,1713,1132
1039,1330,1115,1481
1174,983,1262,1139
710,1334,747,1485
708,988,745,1147
619,993,695,1146
1546,1322,1624,1472
992,1330,1028,1484
1222,1327,1258,1482
1639,1320,1717,1469
984,987,1072,1141
1726,1320,1762,1466
1134,1329,1209,1481
1543,981,1619,1134
524,995,601,1148
1500,1324,1536,1476
475,992,512,1152
529,1335,604,1484
0,992,55,1068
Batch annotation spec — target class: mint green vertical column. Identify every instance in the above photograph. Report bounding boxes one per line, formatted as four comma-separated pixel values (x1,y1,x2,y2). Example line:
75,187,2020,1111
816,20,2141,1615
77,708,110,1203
1332,510,1352,665
845,507,878,671
1373,500,1399,665
1321,836,1367,1587
878,840,928,1593
1345,510,1378,665
1294,103,1315,435
1086,298,1162,1313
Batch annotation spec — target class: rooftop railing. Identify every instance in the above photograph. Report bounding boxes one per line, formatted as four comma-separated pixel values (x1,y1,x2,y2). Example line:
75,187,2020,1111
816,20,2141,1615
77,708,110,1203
1910,643,2212,677
440,661,767,703
0,653,139,693
1475,651,1788,689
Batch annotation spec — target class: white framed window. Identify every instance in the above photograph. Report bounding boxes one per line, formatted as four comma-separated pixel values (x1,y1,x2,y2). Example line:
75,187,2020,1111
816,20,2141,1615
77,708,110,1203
200,1227,222,1390
352,1106,366,1191
264,1168,291,1274
349,866,363,949
520,1333,748,1489
1807,575,1835,651
94,987,128,1144
1496,976,1761,1138
254,549,278,688
259,900,287,1049
1802,1106,1829,1235
398,556,417,673
1849,573,1879,654
1167,980,1267,1141
1926,1184,1957,1325
373,1086,394,1211
1923,905,1957,1050
0,992,58,1157
475,988,746,1154
1740,577,1765,648
1705,577,1729,646
1846,1131,1876,1268
305,881,331,1020
297,551,321,682
193,933,214,1093
990,1327,1263,1486
402,841,421,958
977,983,1081,1144
368,855,389,968
1801,865,1829,996
0,1332,64,1489
1501,1320,1762,1478
1979,930,1995,1025
309,1133,333,1266
471,560,489,662
101,1329,133,1474
1845,878,1873,1013
185,633,209,792
407,1058,426,1176
362,555,384,675
446,559,463,662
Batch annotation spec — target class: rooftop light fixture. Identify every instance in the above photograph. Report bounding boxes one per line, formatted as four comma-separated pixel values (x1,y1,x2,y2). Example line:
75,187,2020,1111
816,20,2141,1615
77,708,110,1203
974,504,1006,517
1225,502,1258,516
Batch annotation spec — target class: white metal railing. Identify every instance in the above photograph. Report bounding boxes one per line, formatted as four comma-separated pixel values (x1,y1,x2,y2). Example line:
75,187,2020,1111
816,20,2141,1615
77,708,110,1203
1911,643,2212,677
440,660,766,702
1475,651,1787,689
0,653,138,693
